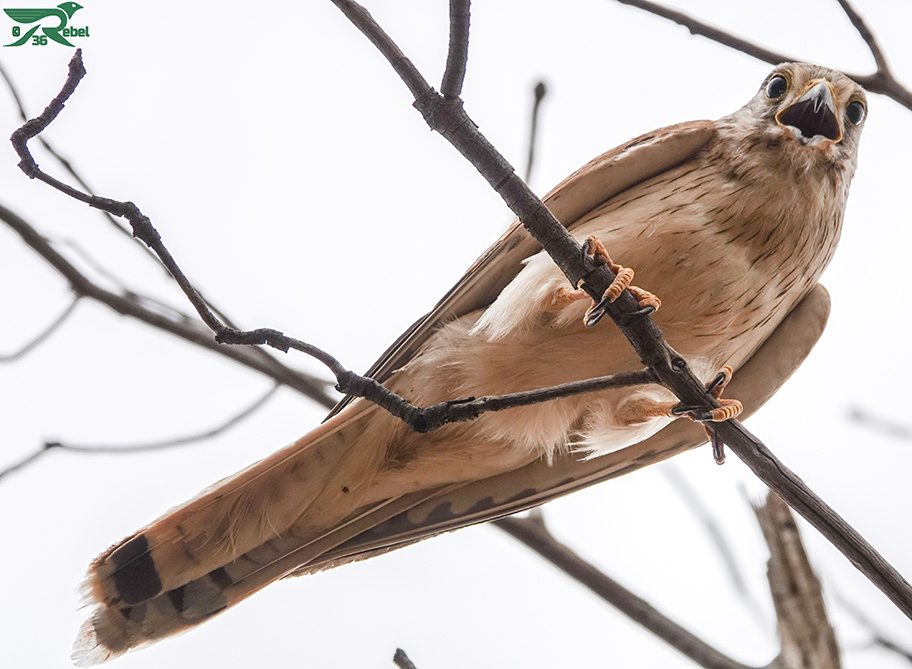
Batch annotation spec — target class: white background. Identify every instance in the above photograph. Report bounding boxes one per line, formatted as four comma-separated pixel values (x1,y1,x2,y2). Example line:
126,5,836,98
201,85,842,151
1,1,911,667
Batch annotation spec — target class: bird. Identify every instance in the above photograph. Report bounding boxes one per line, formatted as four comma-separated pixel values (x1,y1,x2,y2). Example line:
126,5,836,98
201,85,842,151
73,62,866,665
3,2,83,47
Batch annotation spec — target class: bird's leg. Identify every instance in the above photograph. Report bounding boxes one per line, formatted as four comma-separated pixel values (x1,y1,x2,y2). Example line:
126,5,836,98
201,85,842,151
581,235,661,326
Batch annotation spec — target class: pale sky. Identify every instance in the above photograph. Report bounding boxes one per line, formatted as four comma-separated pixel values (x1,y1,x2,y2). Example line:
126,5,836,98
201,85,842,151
2,1,911,667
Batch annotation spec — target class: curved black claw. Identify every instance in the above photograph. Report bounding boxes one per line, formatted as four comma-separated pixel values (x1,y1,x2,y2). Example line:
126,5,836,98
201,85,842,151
580,237,595,264
584,294,611,328
709,429,726,465
707,371,728,395
623,304,656,321
670,403,714,422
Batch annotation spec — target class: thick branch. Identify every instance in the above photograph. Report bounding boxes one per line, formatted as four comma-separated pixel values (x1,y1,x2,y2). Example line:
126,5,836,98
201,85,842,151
328,0,912,621
756,493,841,669
497,516,757,669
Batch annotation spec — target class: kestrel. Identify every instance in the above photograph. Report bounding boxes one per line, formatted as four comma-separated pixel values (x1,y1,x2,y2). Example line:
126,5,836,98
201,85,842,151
74,62,867,664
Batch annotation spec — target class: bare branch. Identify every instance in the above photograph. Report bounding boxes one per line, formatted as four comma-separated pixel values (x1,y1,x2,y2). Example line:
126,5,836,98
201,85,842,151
441,0,471,99
0,57,151,256
833,0,889,74
0,384,279,482
848,407,912,441
0,296,80,362
496,516,758,669
612,0,912,112
0,447,54,483
661,465,755,606
832,589,912,663
524,80,547,184
755,492,841,669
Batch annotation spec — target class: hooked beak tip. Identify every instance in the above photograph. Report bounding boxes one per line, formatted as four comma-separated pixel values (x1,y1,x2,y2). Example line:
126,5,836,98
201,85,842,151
776,80,842,144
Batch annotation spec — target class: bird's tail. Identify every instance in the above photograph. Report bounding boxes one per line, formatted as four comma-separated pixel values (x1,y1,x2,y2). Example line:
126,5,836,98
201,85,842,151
72,400,418,665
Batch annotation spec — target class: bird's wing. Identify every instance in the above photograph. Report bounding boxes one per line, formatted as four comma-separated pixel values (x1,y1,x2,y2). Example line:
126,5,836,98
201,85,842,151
296,284,831,575
328,120,717,418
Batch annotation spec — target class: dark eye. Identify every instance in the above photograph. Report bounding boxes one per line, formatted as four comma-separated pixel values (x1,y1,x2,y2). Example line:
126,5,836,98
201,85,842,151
846,100,866,125
766,74,788,99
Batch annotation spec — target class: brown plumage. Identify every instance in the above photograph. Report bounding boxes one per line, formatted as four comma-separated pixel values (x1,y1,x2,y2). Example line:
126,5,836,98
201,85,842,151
74,63,866,664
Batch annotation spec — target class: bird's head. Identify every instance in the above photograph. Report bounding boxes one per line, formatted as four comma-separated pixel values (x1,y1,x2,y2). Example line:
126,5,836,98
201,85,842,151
57,2,83,19
725,63,867,176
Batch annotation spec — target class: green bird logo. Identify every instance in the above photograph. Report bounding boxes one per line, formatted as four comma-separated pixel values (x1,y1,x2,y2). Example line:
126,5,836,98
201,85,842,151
4,2,83,47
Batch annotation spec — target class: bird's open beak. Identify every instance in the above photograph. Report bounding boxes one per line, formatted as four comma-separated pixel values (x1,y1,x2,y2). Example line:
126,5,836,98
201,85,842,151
776,79,842,145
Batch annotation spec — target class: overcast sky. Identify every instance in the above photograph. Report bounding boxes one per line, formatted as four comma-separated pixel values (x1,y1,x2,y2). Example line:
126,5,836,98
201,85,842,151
2,1,911,667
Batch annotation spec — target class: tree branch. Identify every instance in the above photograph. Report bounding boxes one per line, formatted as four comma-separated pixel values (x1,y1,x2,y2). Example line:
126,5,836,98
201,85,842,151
755,492,841,669
0,384,280,482
613,0,912,112
496,516,757,669
0,295,80,362
441,0,471,99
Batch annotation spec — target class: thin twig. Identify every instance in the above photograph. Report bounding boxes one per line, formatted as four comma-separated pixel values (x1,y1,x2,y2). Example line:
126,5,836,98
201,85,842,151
1,55,246,329
441,0,471,99
832,589,912,663
0,384,280,482
326,0,912,620
0,58,152,258
0,448,53,483
612,0,912,112
496,516,757,669
833,0,889,74
524,81,547,185
0,296,80,362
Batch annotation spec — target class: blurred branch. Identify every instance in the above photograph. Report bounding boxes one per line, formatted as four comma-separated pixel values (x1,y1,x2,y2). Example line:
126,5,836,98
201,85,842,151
524,81,547,184
393,648,419,669
0,383,279,482
833,589,912,663
755,493,841,669
660,465,757,609
0,296,80,362
326,0,912,621
613,0,912,112
496,515,757,669
0,202,336,406
848,407,912,441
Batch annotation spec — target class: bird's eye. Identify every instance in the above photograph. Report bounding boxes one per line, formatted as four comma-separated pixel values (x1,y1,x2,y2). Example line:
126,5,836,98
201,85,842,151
766,75,788,99
846,100,866,125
